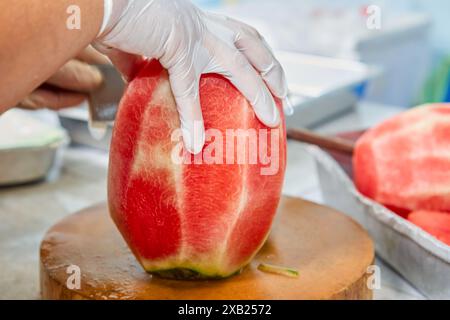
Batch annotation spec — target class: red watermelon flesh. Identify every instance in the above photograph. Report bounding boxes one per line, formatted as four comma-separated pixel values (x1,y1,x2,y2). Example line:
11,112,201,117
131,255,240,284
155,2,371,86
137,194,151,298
354,104,450,214
408,211,450,246
108,60,286,279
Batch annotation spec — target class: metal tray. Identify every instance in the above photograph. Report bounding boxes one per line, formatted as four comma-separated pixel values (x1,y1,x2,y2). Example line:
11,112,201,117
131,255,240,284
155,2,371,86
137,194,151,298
0,137,69,186
307,145,450,299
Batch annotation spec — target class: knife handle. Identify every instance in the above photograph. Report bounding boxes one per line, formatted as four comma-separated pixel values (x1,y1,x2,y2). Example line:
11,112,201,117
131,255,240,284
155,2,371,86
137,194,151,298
287,128,355,155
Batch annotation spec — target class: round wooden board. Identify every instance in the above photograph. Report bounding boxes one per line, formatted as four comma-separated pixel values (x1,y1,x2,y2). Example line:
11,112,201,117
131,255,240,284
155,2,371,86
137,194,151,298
40,196,374,300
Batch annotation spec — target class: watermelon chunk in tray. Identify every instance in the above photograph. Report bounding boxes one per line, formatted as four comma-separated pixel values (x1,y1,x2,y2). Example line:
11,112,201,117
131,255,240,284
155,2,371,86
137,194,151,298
325,104,450,246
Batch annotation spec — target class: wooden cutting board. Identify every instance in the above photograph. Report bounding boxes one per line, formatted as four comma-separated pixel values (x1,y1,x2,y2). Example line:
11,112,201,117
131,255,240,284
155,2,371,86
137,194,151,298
40,196,374,300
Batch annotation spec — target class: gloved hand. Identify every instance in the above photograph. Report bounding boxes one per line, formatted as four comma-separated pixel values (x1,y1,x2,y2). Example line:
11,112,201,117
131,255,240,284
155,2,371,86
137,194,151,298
19,46,107,110
95,0,292,154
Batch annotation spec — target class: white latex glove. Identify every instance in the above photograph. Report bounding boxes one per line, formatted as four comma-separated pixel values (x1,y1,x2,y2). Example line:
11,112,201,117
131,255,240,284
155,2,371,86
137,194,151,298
96,0,292,154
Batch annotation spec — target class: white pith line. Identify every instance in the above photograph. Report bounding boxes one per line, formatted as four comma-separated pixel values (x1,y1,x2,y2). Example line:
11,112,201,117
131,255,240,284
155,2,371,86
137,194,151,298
374,110,449,151
219,97,250,266
130,79,186,265
373,112,450,196
160,80,187,264
175,146,186,264
373,110,450,174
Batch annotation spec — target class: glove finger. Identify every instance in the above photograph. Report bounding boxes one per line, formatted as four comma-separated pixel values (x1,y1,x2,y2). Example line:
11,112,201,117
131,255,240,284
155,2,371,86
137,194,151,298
235,36,288,99
283,96,294,116
206,41,280,128
167,63,205,155
211,15,289,101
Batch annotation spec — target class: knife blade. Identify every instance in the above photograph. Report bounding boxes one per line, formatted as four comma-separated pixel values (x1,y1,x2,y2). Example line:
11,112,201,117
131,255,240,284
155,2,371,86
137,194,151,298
88,64,125,124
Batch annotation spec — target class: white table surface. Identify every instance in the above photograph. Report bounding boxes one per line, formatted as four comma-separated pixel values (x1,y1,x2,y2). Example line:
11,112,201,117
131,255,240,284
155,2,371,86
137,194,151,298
0,102,426,299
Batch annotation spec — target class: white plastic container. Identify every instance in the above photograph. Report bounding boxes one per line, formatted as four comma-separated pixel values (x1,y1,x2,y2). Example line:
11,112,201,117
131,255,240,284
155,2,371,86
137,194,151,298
353,14,431,107
276,51,377,128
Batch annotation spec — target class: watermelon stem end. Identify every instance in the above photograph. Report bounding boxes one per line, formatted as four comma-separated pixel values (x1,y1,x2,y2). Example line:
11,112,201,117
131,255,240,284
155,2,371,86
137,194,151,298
150,267,243,281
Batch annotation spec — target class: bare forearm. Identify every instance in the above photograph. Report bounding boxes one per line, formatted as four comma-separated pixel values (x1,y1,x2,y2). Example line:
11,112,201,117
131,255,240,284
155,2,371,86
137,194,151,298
0,0,103,112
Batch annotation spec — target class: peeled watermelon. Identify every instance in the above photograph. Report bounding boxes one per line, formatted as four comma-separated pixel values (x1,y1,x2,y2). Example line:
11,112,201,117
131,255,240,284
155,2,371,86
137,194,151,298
408,211,450,246
108,60,286,279
354,104,450,215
